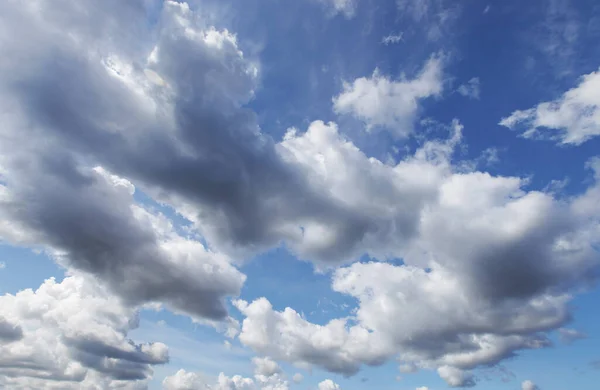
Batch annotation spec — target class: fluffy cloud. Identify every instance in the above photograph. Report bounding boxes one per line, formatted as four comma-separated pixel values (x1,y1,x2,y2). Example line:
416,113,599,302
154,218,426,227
416,387,429,390
252,357,282,377
1,1,600,388
437,366,475,388
163,370,256,390
318,379,342,390
500,68,600,144
162,364,289,390
235,120,600,385
332,56,444,137
292,373,303,383
0,274,167,389
522,380,539,390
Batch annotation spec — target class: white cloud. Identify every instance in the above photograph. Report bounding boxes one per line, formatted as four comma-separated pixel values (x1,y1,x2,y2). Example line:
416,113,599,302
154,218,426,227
522,379,539,390
382,33,404,44
500,68,600,144
252,357,282,377
292,373,304,383
332,55,444,138
162,367,289,390
0,274,167,388
0,261,5,269
235,120,600,386
437,366,475,388
457,77,480,99
416,387,429,390
318,0,357,18
318,379,342,390
1,2,600,389
163,370,256,390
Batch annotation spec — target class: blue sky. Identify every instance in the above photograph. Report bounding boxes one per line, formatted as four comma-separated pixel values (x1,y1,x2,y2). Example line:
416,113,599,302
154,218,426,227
1,0,600,389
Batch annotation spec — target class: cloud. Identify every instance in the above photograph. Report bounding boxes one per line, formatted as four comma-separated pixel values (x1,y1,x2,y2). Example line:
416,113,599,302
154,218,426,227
416,387,429,390
396,0,462,42
332,55,444,138
163,370,255,390
162,367,289,390
318,379,342,390
317,0,357,18
252,357,282,377
558,328,587,344
437,366,475,388
1,2,600,389
522,379,539,390
234,121,600,385
457,77,480,100
0,274,167,388
292,373,303,383
499,68,600,145
382,33,404,45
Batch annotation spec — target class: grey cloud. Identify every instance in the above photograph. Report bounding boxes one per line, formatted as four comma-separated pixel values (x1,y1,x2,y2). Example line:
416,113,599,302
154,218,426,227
0,318,23,343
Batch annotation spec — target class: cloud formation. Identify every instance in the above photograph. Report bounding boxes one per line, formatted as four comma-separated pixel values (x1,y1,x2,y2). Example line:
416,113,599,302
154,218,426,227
1,1,599,388
332,56,444,138
234,121,600,385
500,68,600,144
0,274,167,389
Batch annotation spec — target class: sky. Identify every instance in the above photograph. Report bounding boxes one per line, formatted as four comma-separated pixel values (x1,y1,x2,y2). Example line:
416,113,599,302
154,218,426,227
0,0,600,389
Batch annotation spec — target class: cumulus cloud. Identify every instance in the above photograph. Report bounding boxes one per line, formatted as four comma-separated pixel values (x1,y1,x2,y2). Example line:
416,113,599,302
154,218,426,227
292,373,303,383
522,379,539,390
437,366,475,388
162,366,289,390
457,77,480,99
234,120,600,385
163,370,256,390
332,55,444,138
0,274,167,388
318,379,342,390
500,68,600,144
1,1,600,389
252,357,282,377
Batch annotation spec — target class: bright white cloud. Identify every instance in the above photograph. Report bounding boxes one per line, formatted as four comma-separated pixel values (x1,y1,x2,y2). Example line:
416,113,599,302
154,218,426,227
162,367,289,390
437,366,475,388
332,55,444,138
500,68,600,144
522,379,539,390
0,274,167,388
318,379,342,390
236,119,600,386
